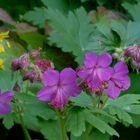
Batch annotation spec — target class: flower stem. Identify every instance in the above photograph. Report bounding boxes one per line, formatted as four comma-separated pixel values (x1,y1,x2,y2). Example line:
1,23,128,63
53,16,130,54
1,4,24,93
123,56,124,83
82,125,92,140
56,110,67,140
20,115,32,140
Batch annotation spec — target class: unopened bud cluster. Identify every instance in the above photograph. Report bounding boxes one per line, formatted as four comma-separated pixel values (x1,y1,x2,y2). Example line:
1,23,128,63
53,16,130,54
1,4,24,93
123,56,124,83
11,49,54,83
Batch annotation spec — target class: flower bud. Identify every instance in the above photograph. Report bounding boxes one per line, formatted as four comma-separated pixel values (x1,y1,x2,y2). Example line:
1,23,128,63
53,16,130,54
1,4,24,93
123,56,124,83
11,53,29,71
29,49,41,60
11,58,20,71
125,44,140,71
19,53,29,69
35,59,54,73
23,71,39,83
13,82,20,92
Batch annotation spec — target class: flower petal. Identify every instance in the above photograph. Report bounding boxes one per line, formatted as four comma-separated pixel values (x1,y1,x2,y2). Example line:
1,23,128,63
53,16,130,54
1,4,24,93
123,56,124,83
87,74,102,92
106,81,120,99
97,67,113,81
0,103,12,115
62,83,81,97
121,76,131,90
77,68,92,80
50,89,69,109
84,52,97,68
60,68,77,84
0,91,14,103
114,62,129,75
42,70,59,86
97,53,112,67
37,86,57,101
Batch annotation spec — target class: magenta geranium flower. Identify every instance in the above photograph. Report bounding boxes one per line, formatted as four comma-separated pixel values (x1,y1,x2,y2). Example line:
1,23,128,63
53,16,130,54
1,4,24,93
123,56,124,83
0,90,14,115
37,68,81,109
77,52,113,93
106,62,130,99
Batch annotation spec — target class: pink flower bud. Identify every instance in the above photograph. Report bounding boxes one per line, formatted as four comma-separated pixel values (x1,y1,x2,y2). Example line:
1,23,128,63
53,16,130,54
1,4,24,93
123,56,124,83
35,59,54,73
125,44,140,63
29,49,41,60
125,44,140,71
23,71,39,83
19,53,30,69
11,53,29,71
11,58,20,71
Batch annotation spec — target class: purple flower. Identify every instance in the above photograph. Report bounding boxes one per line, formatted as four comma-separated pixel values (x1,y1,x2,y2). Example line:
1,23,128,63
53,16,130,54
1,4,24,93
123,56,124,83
37,68,81,109
106,62,130,99
0,90,14,115
77,52,113,94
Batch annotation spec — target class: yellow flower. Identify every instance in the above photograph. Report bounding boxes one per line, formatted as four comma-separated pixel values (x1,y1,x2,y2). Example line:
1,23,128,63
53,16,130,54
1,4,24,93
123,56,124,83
0,45,5,53
0,59,4,70
0,31,9,41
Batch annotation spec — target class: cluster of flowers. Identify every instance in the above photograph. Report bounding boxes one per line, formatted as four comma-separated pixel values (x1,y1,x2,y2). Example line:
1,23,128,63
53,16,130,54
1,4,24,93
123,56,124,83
37,52,130,109
0,49,54,115
0,31,11,70
11,49,54,83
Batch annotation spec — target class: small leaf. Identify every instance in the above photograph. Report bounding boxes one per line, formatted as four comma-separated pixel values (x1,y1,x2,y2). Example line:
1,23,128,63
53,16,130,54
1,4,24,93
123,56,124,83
123,105,140,115
107,94,140,107
41,0,68,13
19,32,46,48
107,106,133,125
70,91,92,108
65,107,86,137
89,130,110,140
40,120,63,140
23,7,48,28
2,113,14,129
85,110,119,136
122,1,140,21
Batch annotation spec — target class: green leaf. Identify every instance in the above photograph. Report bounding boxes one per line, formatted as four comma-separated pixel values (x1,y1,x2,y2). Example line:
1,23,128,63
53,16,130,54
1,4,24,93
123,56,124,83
70,91,92,108
107,106,133,125
89,130,110,140
123,105,140,115
122,73,140,95
47,7,95,64
70,134,82,140
122,1,140,22
85,110,119,136
96,0,107,5
41,0,68,13
65,107,86,137
40,120,63,140
19,32,46,49
15,93,56,120
0,41,25,90
107,94,140,107
2,113,14,129
23,7,48,28
130,114,140,128
111,20,140,46
91,108,117,125
86,19,118,54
